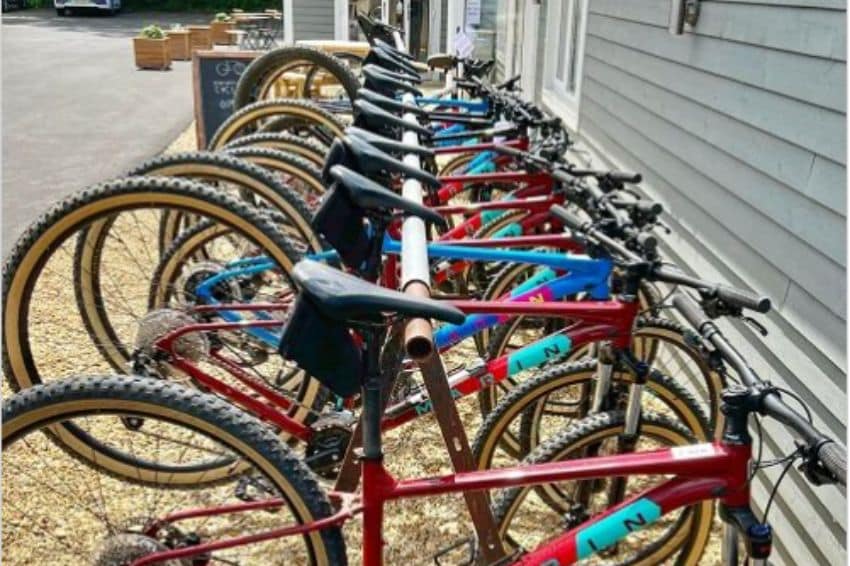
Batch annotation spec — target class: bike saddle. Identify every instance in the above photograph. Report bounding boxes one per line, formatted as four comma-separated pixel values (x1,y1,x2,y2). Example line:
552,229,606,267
345,126,434,159
373,37,415,61
362,65,423,98
358,88,427,117
353,99,433,139
357,14,402,46
327,164,444,226
336,135,441,189
427,53,456,70
291,259,465,325
366,45,422,79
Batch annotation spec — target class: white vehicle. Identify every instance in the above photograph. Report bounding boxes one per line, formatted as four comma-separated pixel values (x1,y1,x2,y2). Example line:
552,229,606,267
55,0,120,16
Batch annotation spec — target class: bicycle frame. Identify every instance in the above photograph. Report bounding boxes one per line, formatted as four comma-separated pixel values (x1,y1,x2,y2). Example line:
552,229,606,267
129,439,750,566
153,277,633,441
192,244,605,351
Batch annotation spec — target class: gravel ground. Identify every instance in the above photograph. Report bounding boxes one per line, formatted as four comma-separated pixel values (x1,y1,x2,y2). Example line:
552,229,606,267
2,123,723,565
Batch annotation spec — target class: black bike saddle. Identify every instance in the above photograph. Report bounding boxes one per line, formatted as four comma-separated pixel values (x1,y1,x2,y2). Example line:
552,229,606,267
362,65,423,98
292,259,465,324
343,135,441,188
345,126,434,159
358,88,427,118
372,37,415,61
365,45,422,79
353,99,433,139
327,164,445,226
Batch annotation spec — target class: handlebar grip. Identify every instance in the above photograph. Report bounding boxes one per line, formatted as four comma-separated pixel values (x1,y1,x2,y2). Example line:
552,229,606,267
608,171,643,184
552,168,577,187
818,442,847,487
634,231,657,252
550,205,589,233
671,292,711,332
716,285,772,314
635,200,664,216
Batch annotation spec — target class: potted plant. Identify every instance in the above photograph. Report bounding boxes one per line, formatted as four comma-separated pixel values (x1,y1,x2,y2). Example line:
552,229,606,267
133,25,171,70
165,24,192,61
210,12,235,45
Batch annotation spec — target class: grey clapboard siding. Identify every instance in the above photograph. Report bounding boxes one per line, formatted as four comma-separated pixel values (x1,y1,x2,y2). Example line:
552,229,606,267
571,1,846,564
292,0,335,40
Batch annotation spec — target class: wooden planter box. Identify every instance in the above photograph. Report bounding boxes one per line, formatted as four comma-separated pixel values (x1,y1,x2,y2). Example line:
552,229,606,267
187,25,213,52
210,21,235,45
133,37,171,70
166,30,192,60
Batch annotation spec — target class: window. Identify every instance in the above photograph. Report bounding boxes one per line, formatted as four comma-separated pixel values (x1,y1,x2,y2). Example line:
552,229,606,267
542,0,588,129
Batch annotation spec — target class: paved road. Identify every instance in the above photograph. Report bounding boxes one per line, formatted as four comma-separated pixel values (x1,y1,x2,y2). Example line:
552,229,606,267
2,9,210,255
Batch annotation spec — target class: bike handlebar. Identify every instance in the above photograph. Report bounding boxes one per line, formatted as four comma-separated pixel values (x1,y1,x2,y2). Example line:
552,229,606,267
671,292,846,486
551,204,769,313
654,266,771,313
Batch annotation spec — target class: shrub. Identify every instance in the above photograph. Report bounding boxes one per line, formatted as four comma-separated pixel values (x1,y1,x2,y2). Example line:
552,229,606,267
139,24,166,39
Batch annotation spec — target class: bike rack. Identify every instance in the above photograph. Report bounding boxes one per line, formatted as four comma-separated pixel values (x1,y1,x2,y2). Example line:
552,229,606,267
333,33,507,564
394,30,508,564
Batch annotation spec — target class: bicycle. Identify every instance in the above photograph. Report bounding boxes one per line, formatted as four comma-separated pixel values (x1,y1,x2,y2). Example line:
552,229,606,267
3,262,841,565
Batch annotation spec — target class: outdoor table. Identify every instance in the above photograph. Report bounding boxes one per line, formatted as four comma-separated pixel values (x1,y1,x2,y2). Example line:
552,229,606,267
233,14,279,51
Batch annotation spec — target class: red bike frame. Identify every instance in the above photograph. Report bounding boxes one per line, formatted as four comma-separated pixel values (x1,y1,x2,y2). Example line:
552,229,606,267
156,298,638,448
130,439,750,565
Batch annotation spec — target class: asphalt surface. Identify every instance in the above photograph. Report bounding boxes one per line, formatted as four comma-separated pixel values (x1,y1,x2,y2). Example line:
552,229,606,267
1,9,210,255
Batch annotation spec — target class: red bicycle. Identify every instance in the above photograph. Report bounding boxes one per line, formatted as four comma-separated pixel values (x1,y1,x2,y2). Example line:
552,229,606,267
3,264,843,565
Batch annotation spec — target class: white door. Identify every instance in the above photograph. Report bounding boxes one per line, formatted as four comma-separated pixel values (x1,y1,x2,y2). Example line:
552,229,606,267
540,0,588,130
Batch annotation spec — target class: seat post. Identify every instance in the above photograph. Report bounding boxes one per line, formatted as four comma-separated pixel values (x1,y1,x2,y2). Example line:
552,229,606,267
360,327,386,460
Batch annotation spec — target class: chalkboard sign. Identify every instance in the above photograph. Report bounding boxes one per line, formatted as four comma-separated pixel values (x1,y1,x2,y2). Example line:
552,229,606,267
193,50,260,148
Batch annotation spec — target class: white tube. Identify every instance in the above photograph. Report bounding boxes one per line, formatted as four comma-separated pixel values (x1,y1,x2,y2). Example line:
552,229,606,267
393,30,432,292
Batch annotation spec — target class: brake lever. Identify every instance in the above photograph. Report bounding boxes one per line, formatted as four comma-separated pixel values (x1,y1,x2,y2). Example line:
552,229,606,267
741,316,769,337
798,442,836,486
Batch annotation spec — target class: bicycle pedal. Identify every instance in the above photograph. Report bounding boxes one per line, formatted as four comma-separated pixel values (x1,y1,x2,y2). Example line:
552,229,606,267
432,536,477,566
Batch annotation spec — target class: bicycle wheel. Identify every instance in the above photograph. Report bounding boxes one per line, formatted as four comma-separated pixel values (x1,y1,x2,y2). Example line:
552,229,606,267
492,411,713,566
472,358,710,468
71,160,321,366
222,131,328,169
480,316,721,436
2,375,347,565
207,99,346,150
222,146,326,206
121,150,320,253
233,46,361,114
2,177,323,480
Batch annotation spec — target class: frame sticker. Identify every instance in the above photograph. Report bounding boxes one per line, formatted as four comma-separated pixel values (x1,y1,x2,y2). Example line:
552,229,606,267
671,443,717,460
577,498,662,559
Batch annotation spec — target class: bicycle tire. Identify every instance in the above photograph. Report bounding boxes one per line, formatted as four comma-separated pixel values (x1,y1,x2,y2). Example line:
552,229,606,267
207,99,346,150
222,131,328,169
222,145,327,204
481,315,722,436
233,46,360,111
471,358,711,470
3,374,347,564
491,410,713,566
2,176,316,482
120,150,321,253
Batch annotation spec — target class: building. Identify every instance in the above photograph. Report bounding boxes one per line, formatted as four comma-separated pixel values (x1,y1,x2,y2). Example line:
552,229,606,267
493,1,846,563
